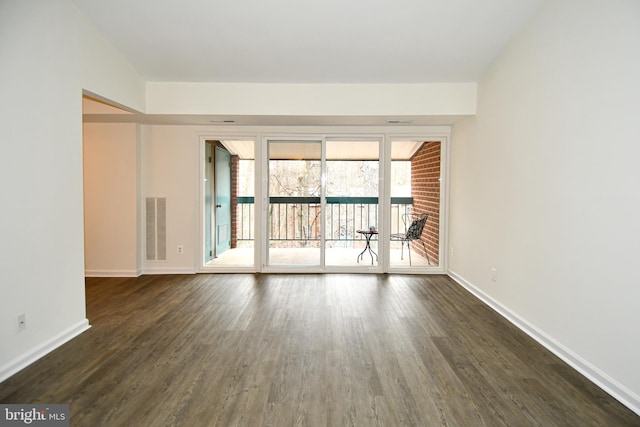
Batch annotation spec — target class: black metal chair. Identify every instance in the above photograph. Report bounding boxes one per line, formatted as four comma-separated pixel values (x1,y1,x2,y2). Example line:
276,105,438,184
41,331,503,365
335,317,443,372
390,213,430,266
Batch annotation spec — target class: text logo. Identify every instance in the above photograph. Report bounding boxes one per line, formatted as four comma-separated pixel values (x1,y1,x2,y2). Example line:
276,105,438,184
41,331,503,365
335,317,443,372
0,405,69,427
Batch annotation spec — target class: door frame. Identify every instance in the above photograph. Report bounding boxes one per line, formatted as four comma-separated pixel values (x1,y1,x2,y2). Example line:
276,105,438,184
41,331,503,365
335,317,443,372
196,127,450,275
204,142,214,263
260,134,385,274
198,134,260,273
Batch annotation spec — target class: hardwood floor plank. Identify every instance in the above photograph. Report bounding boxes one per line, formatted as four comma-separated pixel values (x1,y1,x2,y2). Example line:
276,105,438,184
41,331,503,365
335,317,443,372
0,274,638,426
366,335,425,425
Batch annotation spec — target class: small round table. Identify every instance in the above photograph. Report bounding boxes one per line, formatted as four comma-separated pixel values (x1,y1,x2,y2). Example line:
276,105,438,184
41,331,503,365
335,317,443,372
356,230,378,264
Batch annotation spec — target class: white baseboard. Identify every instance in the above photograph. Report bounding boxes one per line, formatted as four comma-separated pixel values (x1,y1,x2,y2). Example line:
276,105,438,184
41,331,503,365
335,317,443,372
141,267,196,275
85,267,196,277
85,269,141,277
0,319,91,383
447,270,640,417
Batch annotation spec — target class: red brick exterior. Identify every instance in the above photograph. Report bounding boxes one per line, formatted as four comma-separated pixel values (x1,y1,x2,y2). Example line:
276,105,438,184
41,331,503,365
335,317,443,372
230,154,239,249
410,142,440,264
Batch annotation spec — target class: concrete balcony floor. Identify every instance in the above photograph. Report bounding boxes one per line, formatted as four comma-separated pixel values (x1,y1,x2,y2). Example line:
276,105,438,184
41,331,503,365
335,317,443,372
206,243,432,268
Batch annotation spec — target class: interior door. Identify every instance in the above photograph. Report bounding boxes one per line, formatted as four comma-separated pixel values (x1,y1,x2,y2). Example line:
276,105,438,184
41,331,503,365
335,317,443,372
214,146,231,256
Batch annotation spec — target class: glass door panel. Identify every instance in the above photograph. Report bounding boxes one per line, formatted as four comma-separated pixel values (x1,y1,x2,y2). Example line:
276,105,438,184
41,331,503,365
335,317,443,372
390,140,441,268
205,139,255,268
325,139,380,267
267,140,322,267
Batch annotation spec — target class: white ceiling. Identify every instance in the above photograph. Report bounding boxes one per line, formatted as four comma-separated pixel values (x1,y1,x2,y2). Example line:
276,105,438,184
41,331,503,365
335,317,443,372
71,0,542,84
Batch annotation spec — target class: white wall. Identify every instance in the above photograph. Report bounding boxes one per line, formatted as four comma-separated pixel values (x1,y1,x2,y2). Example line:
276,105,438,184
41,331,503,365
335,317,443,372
83,123,140,276
141,126,200,273
0,0,87,378
449,0,640,412
146,82,477,116
79,12,145,112
0,0,145,380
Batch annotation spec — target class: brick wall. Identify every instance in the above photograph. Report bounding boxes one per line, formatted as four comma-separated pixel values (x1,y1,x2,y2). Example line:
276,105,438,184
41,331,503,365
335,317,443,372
230,154,239,249
410,142,440,264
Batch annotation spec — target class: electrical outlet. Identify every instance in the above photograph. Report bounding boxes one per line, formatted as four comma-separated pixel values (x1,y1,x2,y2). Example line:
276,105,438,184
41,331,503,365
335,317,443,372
449,247,454,256
490,268,497,283
177,245,184,255
17,314,26,332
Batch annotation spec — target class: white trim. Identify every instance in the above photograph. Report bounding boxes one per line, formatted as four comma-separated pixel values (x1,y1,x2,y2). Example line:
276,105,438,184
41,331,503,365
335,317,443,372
85,269,141,277
201,125,452,135
447,270,640,416
197,266,257,274
0,319,91,383
194,126,451,274
142,267,196,275
320,137,327,269
440,135,451,271
388,267,445,275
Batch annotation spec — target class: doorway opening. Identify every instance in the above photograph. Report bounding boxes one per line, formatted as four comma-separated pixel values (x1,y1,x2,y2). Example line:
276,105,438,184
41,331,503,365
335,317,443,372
204,140,255,267
389,139,441,268
265,137,383,270
201,135,444,272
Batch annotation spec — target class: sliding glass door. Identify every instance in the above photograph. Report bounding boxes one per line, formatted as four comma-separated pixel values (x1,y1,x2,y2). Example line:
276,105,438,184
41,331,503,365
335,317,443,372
267,139,322,267
389,139,442,269
202,134,446,273
325,139,380,267
203,139,255,268
265,137,382,270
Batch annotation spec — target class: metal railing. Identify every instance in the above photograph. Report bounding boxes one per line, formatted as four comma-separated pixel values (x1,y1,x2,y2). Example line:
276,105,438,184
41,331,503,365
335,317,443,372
236,196,413,242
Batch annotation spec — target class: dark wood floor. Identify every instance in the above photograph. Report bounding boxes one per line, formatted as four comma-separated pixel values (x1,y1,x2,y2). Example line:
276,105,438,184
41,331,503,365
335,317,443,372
1,274,638,426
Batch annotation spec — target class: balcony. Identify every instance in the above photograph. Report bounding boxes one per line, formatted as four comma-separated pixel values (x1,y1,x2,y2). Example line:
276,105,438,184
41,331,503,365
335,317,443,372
236,196,414,242
213,196,431,267
206,139,441,268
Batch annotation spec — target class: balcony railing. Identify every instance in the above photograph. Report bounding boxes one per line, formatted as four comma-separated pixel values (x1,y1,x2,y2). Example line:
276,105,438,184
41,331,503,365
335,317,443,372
236,196,413,242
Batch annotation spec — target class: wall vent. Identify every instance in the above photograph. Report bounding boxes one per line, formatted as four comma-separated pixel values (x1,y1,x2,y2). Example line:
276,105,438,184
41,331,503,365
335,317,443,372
145,197,167,261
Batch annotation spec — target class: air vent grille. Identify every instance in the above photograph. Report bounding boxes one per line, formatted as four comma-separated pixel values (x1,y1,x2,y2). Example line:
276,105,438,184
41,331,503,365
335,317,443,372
145,197,167,261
